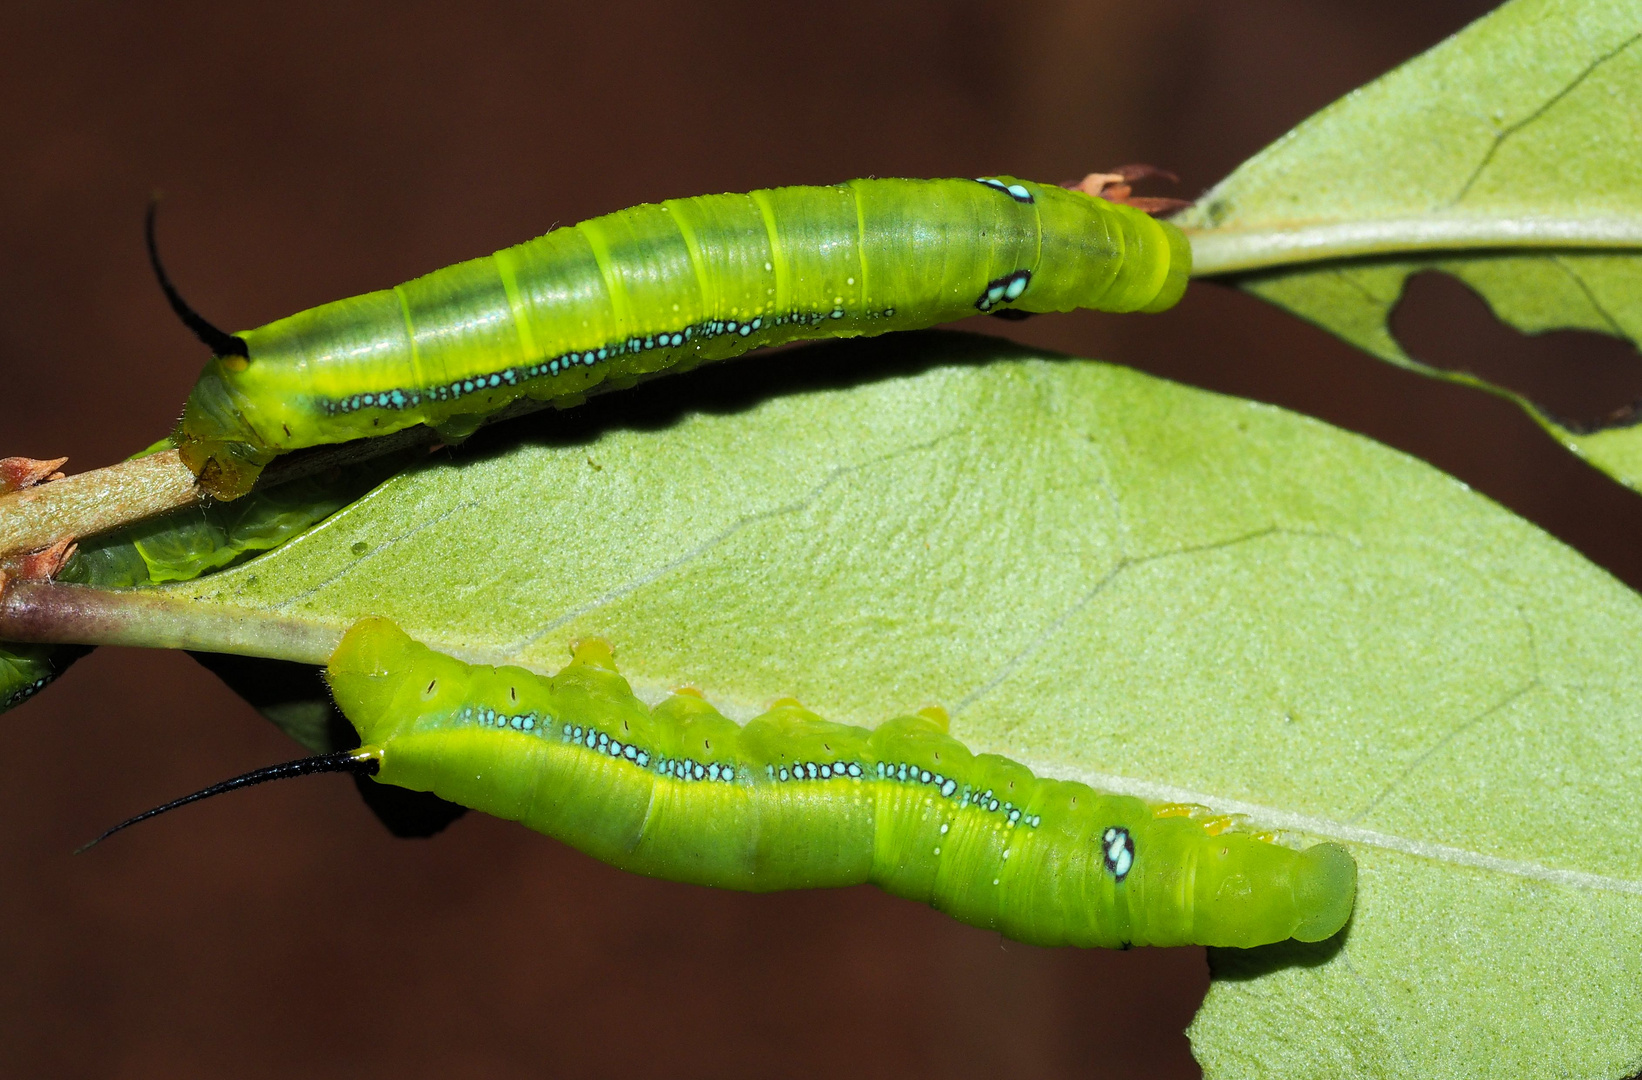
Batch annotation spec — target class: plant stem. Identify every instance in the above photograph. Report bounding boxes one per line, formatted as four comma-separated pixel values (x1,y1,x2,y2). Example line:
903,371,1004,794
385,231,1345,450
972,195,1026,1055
1186,214,1642,277
0,383,604,560
0,451,199,560
0,580,339,664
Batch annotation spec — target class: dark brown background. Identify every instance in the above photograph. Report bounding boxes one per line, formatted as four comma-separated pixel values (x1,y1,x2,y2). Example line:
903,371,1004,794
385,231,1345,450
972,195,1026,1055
3,3,1633,1077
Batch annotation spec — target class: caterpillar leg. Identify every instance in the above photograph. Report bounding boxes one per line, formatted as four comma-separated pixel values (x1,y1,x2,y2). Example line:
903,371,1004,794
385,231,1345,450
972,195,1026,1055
1151,802,1247,836
1199,814,1241,836
1152,802,1206,819
431,414,487,444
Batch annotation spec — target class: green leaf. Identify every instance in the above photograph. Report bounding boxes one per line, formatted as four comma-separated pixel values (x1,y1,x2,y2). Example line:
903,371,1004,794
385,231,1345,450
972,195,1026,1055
1177,0,1642,491
143,333,1642,1077
59,451,418,591
0,448,415,720
0,641,88,711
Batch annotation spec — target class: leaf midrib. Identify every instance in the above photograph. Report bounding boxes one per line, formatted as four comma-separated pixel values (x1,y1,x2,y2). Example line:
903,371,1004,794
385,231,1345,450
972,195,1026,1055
1006,752,1642,898
1188,215,1642,276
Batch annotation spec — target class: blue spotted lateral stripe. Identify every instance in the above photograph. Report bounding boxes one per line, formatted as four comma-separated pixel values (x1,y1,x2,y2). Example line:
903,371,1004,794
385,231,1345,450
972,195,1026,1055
321,307,899,417
493,704,1052,832
326,618,1356,949
178,175,1191,500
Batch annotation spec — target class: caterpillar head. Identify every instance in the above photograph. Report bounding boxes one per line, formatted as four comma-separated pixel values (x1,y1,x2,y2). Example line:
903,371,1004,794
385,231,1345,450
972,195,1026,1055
326,616,440,747
1184,834,1356,947
1289,842,1357,942
146,200,271,501
177,354,276,500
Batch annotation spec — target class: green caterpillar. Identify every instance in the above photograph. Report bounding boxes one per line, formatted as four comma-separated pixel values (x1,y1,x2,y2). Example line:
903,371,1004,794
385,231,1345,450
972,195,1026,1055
314,618,1353,949
175,176,1190,499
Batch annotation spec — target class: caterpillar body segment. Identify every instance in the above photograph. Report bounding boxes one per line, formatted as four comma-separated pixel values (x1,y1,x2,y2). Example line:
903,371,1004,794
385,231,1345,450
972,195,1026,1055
327,618,1354,949
178,177,1190,498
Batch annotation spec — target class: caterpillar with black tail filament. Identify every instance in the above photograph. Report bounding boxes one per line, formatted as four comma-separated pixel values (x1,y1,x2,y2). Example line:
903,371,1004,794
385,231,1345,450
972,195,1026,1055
90,618,1355,949
170,175,1191,499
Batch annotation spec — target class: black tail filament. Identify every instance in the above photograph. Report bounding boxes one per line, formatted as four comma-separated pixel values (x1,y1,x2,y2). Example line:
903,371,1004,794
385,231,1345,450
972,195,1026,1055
76,750,380,853
145,199,250,359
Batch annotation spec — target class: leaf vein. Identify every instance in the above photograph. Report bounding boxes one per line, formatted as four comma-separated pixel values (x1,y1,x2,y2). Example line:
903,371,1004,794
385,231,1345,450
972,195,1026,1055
950,525,1357,720
1452,29,1642,203
1010,755,1642,896
499,428,967,656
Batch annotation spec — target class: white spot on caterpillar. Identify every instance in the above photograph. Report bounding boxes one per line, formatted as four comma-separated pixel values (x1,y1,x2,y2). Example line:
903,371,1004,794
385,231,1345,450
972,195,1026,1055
1102,826,1135,880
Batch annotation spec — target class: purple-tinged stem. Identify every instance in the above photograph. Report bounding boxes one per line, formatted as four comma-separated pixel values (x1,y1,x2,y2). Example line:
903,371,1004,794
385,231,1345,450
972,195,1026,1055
0,580,339,664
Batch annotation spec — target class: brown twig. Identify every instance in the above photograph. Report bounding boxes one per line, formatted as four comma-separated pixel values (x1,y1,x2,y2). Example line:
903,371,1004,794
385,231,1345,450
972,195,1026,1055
0,450,201,561
0,362,671,564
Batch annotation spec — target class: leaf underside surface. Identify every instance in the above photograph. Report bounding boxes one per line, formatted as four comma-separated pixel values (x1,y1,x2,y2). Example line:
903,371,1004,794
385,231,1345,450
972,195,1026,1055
140,332,1642,1079
1177,0,1642,493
